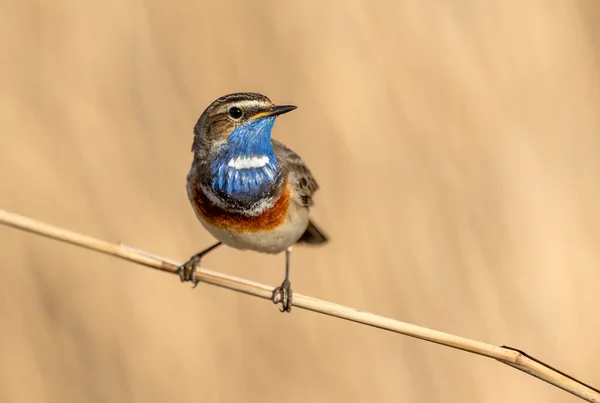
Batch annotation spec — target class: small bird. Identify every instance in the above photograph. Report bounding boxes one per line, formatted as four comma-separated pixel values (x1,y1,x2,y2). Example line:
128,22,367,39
178,92,327,312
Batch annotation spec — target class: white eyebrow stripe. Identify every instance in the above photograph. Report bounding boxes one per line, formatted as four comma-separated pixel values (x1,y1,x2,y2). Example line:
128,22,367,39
218,100,270,115
227,155,270,169
235,100,270,110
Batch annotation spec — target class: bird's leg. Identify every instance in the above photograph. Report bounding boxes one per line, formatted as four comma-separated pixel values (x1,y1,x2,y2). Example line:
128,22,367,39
272,246,293,312
177,242,222,288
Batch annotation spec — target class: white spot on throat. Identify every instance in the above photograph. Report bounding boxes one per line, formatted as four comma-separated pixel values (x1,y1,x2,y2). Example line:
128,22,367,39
227,155,270,170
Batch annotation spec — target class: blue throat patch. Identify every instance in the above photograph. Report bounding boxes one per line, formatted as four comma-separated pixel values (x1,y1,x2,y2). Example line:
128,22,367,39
210,117,281,203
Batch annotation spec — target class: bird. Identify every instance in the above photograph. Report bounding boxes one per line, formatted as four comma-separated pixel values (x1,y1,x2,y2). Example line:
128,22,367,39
178,92,328,312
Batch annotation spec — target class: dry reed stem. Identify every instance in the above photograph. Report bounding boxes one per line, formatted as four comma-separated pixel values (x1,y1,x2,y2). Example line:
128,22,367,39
0,208,598,402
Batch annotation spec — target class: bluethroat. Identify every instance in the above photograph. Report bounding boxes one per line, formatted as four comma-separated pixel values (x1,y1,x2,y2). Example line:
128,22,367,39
178,92,327,312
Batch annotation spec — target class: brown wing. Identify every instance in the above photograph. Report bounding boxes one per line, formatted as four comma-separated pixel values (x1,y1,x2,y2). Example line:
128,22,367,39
272,139,328,245
272,139,319,208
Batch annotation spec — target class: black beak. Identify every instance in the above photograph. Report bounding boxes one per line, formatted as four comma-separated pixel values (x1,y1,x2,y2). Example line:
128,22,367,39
260,104,297,118
270,105,297,117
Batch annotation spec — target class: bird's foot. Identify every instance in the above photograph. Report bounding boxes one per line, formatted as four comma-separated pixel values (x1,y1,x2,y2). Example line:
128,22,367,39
177,254,202,288
271,279,293,313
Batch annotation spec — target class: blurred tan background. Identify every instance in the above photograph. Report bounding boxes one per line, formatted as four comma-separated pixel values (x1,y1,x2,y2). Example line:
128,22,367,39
1,0,600,402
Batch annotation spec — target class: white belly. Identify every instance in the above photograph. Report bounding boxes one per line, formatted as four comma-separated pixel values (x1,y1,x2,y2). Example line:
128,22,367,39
197,206,309,254
186,167,309,254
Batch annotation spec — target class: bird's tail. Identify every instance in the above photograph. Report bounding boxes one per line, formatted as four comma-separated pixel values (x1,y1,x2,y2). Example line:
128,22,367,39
297,220,328,245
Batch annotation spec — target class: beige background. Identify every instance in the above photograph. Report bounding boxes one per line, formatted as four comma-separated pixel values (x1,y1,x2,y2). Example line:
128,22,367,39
1,1,600,402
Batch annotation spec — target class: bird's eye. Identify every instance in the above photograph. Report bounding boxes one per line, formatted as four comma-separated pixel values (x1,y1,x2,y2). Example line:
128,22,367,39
228,107,243,120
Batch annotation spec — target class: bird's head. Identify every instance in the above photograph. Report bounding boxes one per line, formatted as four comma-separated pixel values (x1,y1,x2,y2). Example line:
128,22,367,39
192,92,297,155
191,93,297,201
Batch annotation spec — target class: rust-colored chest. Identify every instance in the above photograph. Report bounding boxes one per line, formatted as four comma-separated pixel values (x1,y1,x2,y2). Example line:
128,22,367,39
189,181,291,233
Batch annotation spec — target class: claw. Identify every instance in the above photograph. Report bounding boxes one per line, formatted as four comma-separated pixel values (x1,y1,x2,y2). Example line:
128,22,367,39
271,279,293,313
177,255,202,288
